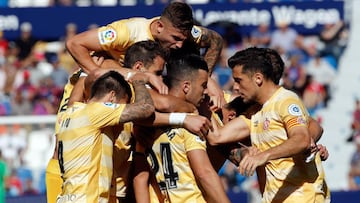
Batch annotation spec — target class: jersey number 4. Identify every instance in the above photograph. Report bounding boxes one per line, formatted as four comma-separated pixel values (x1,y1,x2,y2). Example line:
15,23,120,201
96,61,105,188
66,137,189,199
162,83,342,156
149,143,179,190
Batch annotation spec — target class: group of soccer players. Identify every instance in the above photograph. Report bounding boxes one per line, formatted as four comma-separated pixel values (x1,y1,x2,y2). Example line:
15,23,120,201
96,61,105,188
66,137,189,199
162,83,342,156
45,2,331,203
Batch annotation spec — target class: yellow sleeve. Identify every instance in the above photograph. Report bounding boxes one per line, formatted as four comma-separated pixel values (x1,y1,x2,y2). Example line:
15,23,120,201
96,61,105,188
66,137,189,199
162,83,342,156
88,102,126,128
98,19,131,52
182,129,207,152
278,97,309,130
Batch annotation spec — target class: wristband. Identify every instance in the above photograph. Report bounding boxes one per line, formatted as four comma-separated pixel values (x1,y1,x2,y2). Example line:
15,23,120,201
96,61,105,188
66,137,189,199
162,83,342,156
80,72,88,77
126,71,135,81
169,113,187,126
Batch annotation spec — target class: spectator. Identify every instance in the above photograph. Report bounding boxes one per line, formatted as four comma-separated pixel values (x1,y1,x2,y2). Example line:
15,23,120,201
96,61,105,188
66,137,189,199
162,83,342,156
10,87,33,116
14,22,38,61
270,20,299,55
348,131,360,191
59,22,77,44
6,169,22,197
249,22,271,48
32,77,60,115
0,93,11,116
302,75,326,117
49,55,69,88
15,70,37,103
348,99,360,142
211,47,233,91
56,0,74,7
22,178,38,195
0,150,8,203
0,124,27,169
319,19,348,64
305,53,336,107
282,54,307,96
0,31,8,65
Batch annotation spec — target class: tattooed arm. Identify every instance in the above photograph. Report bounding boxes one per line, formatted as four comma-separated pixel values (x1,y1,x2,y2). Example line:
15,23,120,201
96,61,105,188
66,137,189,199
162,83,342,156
198,27,223,74
120,75,155,123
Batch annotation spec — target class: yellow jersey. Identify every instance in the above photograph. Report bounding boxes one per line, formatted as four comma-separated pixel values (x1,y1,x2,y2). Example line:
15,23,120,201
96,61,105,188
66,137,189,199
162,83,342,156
57,101,126,203
246,87,329,203
148,128,207,203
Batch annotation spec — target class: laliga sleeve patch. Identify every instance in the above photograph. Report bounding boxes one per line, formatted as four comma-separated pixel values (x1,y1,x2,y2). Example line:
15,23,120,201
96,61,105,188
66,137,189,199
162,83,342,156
195,136,205,143
98,29,117,44
288,104,302,116
191,26,201,38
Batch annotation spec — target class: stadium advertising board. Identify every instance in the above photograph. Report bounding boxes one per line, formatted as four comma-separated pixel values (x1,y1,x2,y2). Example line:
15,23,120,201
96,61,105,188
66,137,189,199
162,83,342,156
0,1,344,41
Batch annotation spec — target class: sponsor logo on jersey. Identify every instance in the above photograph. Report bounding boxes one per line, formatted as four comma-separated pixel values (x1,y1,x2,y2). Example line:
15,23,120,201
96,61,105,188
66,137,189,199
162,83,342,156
288,104,302,116
99,29,116,44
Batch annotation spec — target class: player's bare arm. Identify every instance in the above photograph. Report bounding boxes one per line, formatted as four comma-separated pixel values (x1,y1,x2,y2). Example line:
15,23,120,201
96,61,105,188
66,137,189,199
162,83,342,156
198,27,223,74
66,29,103,74
309,117,324,142
239,126,311,177
206,115,250,146
120,77,155,123
188,149,230,203
148,88,194,112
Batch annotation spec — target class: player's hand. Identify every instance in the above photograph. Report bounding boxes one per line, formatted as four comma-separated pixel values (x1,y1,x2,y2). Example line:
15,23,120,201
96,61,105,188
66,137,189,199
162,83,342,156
183,114,212,140
91,55,105,66
128,72,149,83
207,78,225,112
317,144,329,161
144,72,168,95
238,150,268,177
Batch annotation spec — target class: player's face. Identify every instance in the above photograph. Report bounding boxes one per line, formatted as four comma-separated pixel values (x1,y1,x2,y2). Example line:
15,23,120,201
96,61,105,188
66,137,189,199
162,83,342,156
232,65,258,104
186,69,208,107
156,19,188,51
146,56,165,79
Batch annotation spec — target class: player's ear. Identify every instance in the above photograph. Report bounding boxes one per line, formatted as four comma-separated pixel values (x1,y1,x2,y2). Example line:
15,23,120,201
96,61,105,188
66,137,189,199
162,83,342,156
133,61,144,71
183,80,191,94
228,110,237,121
254,73,263,86
156,19,165,33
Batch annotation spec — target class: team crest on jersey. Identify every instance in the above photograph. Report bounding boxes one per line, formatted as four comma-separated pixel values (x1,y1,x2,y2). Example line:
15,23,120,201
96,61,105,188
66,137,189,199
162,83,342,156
288,104,302,116
191,26,201,38
99,29,116,44
263,118,270,130
103,102,119,109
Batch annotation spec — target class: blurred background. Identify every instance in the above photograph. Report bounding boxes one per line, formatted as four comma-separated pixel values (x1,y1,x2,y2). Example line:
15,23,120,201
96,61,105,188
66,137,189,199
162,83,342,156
0,0,359,202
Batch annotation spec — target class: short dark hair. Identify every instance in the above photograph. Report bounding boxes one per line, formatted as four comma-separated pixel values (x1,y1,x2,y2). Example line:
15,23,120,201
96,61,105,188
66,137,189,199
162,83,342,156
228,47,275,82
90,70,132,101
264,48,284,85
169,39,200,57
224,96,261,118
124,40,167,69
164,53,208,89
161,2,194,34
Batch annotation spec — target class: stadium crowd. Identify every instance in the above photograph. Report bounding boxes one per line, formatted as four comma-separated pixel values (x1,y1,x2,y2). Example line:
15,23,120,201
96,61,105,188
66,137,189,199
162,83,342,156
0,0,349,201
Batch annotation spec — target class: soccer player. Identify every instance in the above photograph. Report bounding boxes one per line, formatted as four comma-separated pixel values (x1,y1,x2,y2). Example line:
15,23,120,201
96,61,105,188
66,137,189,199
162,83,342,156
206,47,330,202
65,1,225,108
132,54,230,203
56,70,155,203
